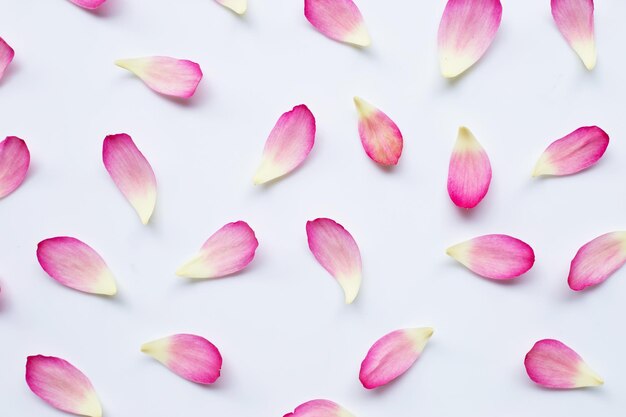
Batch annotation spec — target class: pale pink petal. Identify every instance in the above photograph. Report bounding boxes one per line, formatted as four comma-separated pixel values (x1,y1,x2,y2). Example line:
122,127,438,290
525,339,603,389
533,126,608,177
115,56,202,98
26,355,102,417
141,334,222,384
438,0,503,78
353,97,403,166
0,37,15,80
359,328,433,389
306,218,362,304
304,0,371,47
69,0,107,9
284,399,355,417
568,231,626,291
552,0,596,70
103,133,157,225
446,234,535,280
447,127,492,209
215,0,247,14
36,237,117,295
254,105,316,184
176,221,258,279
0,136,30,199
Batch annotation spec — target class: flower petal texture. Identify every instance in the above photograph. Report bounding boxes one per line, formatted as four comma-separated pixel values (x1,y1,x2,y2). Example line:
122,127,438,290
438,0,503,78
215,0,247,14
176,221,258,279
253,105,315,185
304,0,371,47
568,231,626,291
306,218,362,304
524,339,603,389
0,37,15,80
26,355,102,417
69,0,107,9
359,328,434,389
551,0,596,70
36,237,117,295
353,97,403,166
0,136,30,199
284,399,355,417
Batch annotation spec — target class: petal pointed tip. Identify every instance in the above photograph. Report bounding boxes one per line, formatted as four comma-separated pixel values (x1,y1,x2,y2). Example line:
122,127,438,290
305,0,370,47
552,0,597,70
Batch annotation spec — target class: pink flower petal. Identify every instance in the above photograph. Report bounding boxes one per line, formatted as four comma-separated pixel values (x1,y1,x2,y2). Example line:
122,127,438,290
141,334,222,384
0,136,30,199
0,37,15,80
102,133,157,225
552,0,596,70
69,0,107,9
306,218,362,304
524,339,603,389
438,0,503,78
304,0,371,47
176,221,258,279
115,56,202,99
215,0,247,14
284,399,355,417
353,97,403,166
446,234,535,280
532,126,608,177
359,327,433,389
253,105,316,185
568,231,626,291
447,127,492,209
26,355,102,417
36,237,117,295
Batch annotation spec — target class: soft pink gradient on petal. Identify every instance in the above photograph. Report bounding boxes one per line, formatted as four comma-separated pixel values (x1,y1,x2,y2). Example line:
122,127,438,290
354,97,403,166
26,355,102,417
0,37,15,80
568,231,626,291
284,399,355,417
552,0,596,69
215,0,247,14
304,0,371,47
69,0,107,9
0,136,30,199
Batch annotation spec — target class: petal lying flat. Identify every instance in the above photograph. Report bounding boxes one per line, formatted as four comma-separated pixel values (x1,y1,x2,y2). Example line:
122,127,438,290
215,0,247,14
69,0,107,9
568,231,626,291
284,399,355,417
103,133,157,225
0,37,15,80
141,334,222,384
306,218,362,304
438,0,503,78
26,355,102,417
253,105,316,184
360,328,433,389
0,136,30,199
552,0,596,70
532,126,608,177
353,97,403,166
36,237,117,295
525,339,603,389
176,221,258,279
446,234,535,280
115,56,202,98
304,0,371,47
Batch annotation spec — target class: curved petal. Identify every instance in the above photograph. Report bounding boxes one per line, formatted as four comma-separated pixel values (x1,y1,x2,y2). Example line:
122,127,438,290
304,0,371,47
215,0,247,14
568,231,626,291
0,37,15,80
69,0,107,9
551,0,596,70
353,97,403,166
0,136,30,199
284,400,355,417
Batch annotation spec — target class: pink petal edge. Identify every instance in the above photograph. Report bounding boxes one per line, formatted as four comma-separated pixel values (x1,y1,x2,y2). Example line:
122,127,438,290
304,0,371,47
69,0,107,9
0,37,15,80
568,231,626,291
354,97,403,166
0,136,30,199
284,399,355,417
551,0,596,70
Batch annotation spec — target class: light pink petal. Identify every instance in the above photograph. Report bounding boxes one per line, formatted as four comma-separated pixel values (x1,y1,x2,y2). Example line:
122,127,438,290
446,234,535,280
304,0,371,47
0,37,15,80
438,0,503,78
306,218,362,304
26,355,102,417
353,97,403,166
359,328,433,389
69,0,107,9
254,105,316,184
176,221,258,279
215,0,247,14
568,231,626,291
533,126,608,177
141,334,222,384
552,0,596,70
115,56,202,98
0,136,30,199
284,399,355,417
525,339,603,389
36,237,117,295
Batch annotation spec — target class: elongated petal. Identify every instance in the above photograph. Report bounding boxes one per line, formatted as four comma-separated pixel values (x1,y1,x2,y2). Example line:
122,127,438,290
284,400,355,417
36,237,117,295
447,127,491,208
215,0,247,14
306,218,362,304
115,56,202,98
446,234,535,280
26,355,102,417
568,231,626,291
532,126,608,177
69,0,107,9
304,0,371,47
141,334,222,384
552,0,596,70
359,327,433,389
253,105,316,185
0,37,15,80
176,221,258,279
0,136,30,199
353,97,403,166
525,339,603,389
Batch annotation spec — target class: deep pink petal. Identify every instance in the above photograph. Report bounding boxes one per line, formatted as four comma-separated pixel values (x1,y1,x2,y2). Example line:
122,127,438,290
0,37,15,80
69,0,107,9
551,0,596,69
354,97,403,166
568,231,626,291
0,136,29,199
304,0,371,47
284,400,354,417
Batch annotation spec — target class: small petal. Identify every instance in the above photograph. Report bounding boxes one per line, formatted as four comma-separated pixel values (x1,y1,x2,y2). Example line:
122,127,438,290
141,334,222,384
438,0,503,78
253,105,316,185
0,136,30,199
176,221,258,279
446,234,535,280
525,339,603,389
359,328,433,389
304,0,371,47
447,127,492,209
353,97,403,166
284,399,355,417
115,56,202,98
69,0,107,9
532,126,608,177
306,218,362,304
552,0,596,70
26,355,102,417
215,0,247,14
568,231,626,291
36,237,117,295
0,37,15,80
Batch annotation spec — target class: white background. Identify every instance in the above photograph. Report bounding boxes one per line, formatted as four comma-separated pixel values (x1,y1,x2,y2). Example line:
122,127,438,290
1,0,625,416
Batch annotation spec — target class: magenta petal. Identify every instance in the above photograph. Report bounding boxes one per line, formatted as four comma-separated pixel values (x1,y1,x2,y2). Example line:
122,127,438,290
69,0,107,9
284,399,355,417
0,37,15,80
551,0,596,70
0,136,30,199
568,231,626,291
304,0,371,47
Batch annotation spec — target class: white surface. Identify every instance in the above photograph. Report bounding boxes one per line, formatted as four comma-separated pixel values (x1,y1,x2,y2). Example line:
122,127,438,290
1,0,625,416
